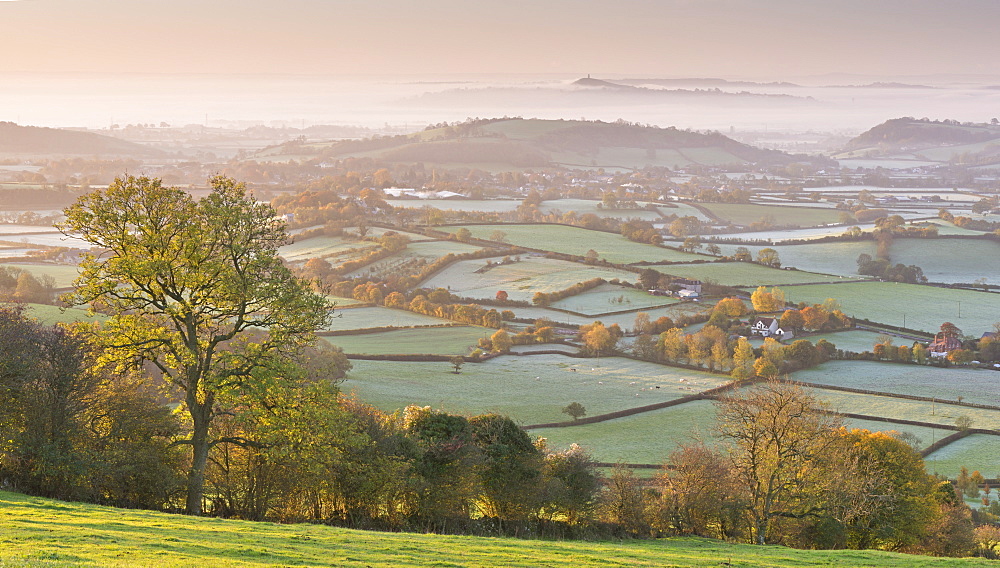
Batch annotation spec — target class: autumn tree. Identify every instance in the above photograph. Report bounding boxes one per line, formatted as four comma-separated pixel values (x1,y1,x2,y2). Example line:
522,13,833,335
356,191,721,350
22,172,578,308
60,175,332,515
716,381,842,545
562,402,587,420
750,286,785,312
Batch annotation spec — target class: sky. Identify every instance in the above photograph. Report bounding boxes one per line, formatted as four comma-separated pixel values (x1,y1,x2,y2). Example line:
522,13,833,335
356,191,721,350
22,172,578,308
1,0,999,79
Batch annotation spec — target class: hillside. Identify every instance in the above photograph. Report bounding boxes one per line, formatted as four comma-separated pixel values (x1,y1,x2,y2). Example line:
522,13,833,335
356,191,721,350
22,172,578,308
0,122,162,157
0,491,992,567
838,117,1000,164
255,117,822,170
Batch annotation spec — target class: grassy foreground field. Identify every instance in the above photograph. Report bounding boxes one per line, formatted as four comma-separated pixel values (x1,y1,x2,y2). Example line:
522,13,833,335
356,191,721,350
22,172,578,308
2,491,992,568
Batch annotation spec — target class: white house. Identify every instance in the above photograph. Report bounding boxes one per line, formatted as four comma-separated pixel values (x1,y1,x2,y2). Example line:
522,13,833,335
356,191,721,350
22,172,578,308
750,316,786,338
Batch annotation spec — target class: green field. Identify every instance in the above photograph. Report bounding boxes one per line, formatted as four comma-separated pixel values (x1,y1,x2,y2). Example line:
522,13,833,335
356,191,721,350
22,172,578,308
924,434,1000,479
802,388,1000,431
769,329,886,354
548,283,677,316
792,361,1000,407
842,418,949,450
24,303,105,325
539,199,665,221
344,356,729,425
774,281,1000,335
346,240,483,279
2,491,988,568
278,235,376,263
652,261,853,286
0,262,81,287
528,400,718,464
440,224,703,264
343,225,436,241
322,326,492,356
713,239,1000,285
699,203,842,227
421,256,635,303
323,306,453,332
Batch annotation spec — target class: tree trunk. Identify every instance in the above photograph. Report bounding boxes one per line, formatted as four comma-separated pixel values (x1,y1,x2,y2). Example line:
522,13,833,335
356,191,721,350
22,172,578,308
186,401,212,515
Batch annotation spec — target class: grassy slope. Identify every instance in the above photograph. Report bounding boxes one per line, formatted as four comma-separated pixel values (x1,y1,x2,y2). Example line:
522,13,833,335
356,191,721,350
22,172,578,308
0,491,992,568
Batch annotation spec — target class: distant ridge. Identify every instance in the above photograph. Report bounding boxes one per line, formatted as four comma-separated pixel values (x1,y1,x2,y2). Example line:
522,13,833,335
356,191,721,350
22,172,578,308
0,122,162,156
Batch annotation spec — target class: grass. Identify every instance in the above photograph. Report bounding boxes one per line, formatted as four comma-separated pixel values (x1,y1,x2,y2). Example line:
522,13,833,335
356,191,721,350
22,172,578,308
24,303,105,325
323,306,453,332
3,491,991,568
842,418,948,450
771,329,886,354
699,203,842,227
548,284,677,316
385,199,522,213
801,388,1000,431
0,262,81,287
923,434,1000,479
440,224,703,264
651,261,853,286
344,356,730,425
322,326,492,356
278,235,376,263
791,361,1000,407
421,256,635,303
345,240,483,279
774,281,1000,335
529,400,718,464
714,239,1000,285
539,199,666,221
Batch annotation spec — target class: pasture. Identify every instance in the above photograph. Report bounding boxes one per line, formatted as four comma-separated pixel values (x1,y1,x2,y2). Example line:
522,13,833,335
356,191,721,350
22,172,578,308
713,241,874,277
802,388,1000,431
3,492,988,568
841,418,948,450
278,235,376,263
528,400,718,464
440,224,703,264
539,198,665,221
773,329,886,354
384,199,521,213
344,355,730,425
792,361,1000,407
420,256,635,303
775,281,1000,334
652,261,852,286
548,283,677,316
322,306,453,332
923,434,1000,479
698,202,842,227
345,240,483,279
322,326,491,356
25,303,105,325
0,262,81,287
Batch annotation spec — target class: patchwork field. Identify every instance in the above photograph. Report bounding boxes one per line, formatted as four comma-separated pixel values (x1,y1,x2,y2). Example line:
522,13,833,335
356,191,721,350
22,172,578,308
923,434,1000,478
279,235,376,263
774,281,1000,334
440,224,703,264
548,283,677,316
3,491,988,568
345,240,483,279
803,388,1000,431
344,355,729,425
651,261,853,286
323,306,454,332
528,400,718,464
539,199,665,221
322,326,491,356
792,361,1000,407
713,239,1000,285
421,256,635,303
699,202,842,227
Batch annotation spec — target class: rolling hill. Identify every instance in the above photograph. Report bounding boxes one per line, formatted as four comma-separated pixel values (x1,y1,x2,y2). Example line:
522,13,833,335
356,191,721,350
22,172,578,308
255,117,826,170
0,122,163,157
837,117,1000,164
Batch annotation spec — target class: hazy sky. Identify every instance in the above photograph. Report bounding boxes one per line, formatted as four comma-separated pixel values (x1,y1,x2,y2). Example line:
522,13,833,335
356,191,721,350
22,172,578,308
1,0,999,79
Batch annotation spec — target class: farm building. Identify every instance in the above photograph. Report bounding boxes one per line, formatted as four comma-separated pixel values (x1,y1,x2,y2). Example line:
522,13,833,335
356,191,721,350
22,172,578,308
928,333,962,357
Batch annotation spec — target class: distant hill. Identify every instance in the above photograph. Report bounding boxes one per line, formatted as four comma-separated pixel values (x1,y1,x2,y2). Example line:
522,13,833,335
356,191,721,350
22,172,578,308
0,122,162,156
255,117,824,170
400,78,814,110
838,117,1000,164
